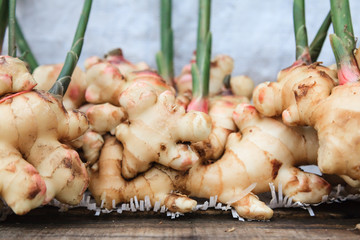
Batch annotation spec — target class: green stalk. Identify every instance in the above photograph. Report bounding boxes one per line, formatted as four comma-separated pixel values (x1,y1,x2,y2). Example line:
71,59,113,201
309,11,331,62
156,0,174,86
293,0,310,64
8,0,16,57
0,0,9,54
331,0,355,55
15,19,38,72
49,0,92,96
188,0,211,113
330,0,359,84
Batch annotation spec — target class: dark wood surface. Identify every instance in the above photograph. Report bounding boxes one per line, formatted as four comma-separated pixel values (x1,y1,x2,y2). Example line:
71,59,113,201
0,201,359,239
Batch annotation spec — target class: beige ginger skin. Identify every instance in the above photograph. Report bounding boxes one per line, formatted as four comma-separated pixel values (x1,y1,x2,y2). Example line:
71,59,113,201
75,103,127,165
0,56,37,95
229,75,255,99
193,95,249,161
89,103,330,220
89,136,198,213
84,48,149,77
253,62,338,126
0,56,89,215
308,82,360,185
0,91,89,214
84,49,159,106
85,64,173,106
252,60,360,185
33,64,87,109
115,81,212,179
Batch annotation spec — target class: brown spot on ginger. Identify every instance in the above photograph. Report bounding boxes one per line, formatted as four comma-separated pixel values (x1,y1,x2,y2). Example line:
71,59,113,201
270,159,282,179
294,82,316,101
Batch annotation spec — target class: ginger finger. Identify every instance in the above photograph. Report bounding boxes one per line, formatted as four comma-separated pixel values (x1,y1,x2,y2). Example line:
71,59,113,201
89,136,197,212
0,56,37,96
0,143,46,215
116,82,212,179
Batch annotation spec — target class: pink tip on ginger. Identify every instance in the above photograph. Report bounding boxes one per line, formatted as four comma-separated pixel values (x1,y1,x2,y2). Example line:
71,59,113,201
187,97,209,113
104,65,123,79
106,52,135,67
338,62,360,85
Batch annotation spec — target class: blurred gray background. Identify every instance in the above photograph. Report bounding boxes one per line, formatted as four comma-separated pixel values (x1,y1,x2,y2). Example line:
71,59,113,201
3,0,360,86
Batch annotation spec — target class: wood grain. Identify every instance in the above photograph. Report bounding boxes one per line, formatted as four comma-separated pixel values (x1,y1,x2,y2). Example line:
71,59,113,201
0,201,359,239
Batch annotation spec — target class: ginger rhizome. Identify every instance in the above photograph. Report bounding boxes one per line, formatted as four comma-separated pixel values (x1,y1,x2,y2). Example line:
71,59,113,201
89,136,197,213
253,63,360,185
180,104,330,219
115,81,212,179
310,82,360,185
85,48,149,78
253,62,338,126
33,63,87,109
89,103,330,220
193,95,249,161
0,56,89,215
228,75,255,100
75,103,126,165
85,60,172,106
0,90,90,214
84,48,153,106
0,56,37,95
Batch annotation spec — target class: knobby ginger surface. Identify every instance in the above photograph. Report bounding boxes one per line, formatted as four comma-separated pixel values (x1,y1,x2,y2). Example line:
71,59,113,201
88,103,331,220
0,56,89,215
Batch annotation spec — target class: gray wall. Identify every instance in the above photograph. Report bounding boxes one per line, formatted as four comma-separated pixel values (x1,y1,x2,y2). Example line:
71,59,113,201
4,0,360,86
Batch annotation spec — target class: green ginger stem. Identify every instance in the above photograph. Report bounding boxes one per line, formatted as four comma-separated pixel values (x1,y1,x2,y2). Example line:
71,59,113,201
189,0,211,112
293,0,310,64
49,0,92,96
330,0,360,84
309,11,331,62
8,0,16,57
156,0,174,86
15,19,38,72
0,0,8,54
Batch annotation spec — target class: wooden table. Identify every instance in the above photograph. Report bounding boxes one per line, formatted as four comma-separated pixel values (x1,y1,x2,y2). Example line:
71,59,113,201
1,201,359,239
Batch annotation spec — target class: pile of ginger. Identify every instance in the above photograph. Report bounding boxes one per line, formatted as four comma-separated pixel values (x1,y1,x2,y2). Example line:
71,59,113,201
1,41,358,221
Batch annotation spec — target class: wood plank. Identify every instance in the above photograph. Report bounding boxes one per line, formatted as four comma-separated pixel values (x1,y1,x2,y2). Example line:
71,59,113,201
0,201,359,239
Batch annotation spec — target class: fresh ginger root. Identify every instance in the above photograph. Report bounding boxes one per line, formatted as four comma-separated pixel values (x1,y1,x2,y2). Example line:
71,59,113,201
0,56,37,95
84,48,156,106
231,104,330,202
253,62,338,126
89,136,197,212
193,95,249,161
229,75,255,99
252,60,360,184
84,48,149,77
89,103,330,220
179,103,330,219
76,103,127,165
85,61,173,106
86,103,127,135
115,81,212,179
33,64,87,109
0,56,89,214
0,90,89,214
307,82,360,184
175,54,234,96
